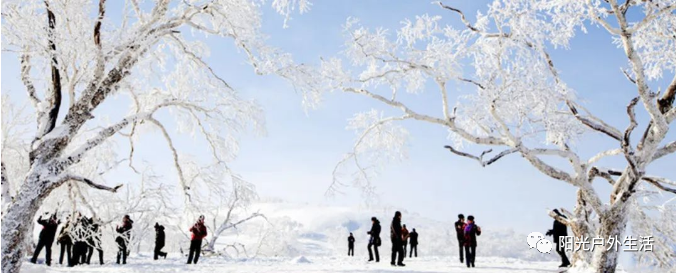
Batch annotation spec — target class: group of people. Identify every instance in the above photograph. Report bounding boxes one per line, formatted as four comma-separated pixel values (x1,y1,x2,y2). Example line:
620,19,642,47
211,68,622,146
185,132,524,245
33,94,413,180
29,212,209,267
353,211,419,267
30,210,569,269
454,214,481,268
30,212,134,267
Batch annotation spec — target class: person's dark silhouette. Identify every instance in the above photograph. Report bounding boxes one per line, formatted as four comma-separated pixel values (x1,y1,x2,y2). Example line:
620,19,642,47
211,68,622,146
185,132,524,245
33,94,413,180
347,232,355,256
463,215,481,268
187,215,207,264
454,214,466,263
390,211,405,266
409,228,418,258
154,223,168,260
367,217,381,262
115,215,133,264
546,209,571,268
31,213,60,266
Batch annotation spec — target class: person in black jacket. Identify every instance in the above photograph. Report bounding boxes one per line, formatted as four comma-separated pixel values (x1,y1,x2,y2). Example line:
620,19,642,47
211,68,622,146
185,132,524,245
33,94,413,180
546,209,570,268
86,217,104,265
31,212,60,266
366,217,381,262
454,214,465,263
347,232,355,256
57,215,73,265
409,228,418,258
463,215,481,268
116,215,133,264
154,223,167,260
390,211,405,267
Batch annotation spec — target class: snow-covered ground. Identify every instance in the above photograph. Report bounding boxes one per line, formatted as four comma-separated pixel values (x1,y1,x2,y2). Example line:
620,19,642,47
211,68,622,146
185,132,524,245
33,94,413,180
23,255,564,273
22,201,666,273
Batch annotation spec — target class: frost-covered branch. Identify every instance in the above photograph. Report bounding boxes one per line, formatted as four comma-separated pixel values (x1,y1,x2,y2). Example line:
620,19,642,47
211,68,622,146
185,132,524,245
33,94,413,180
653,141,676,162
567,101,622,141
443,145,518,167
35,0,63,142
58,173,122,193
147,117,190,199
658,74,676,114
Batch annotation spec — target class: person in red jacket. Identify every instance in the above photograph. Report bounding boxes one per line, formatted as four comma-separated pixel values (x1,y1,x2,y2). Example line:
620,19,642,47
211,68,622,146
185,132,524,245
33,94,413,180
187,215,207,264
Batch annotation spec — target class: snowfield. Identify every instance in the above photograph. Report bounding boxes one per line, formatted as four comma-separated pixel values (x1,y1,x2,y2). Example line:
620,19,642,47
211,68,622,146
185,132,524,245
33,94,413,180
23,255,566,273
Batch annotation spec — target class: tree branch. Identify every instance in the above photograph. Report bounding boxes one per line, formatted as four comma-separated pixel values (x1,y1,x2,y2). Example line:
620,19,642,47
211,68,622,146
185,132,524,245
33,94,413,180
39,0,63,140
652,141,675,162
593,167,676,195
567,101,622,141
630,4,676,34
59,174,122,193
642,176,676,195
622,97,640,176
19,52,40,108
147,117,191,200
437,2,479,32
658,74,676,114
444,145,518,167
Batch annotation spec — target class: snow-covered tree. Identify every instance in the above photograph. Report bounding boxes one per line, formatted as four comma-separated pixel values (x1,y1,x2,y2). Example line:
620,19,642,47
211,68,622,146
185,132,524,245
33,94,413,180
322,1,675,272
0,0,317,272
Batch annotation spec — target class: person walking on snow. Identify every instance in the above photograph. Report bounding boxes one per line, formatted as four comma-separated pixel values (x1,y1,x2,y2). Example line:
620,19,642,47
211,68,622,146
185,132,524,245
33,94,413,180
546,209,571,268
390,211,405,267
154,223,168,260
31,212,60,266
347,232,355,256
409,228,418,258
463,215,481,268
115,215,133,264
367,217,381,262
454,214,466,263
187,215,208,264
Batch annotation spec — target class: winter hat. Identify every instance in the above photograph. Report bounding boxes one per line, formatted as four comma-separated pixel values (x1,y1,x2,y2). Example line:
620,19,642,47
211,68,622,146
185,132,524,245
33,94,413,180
458,214,465,219
467,215,474,221
371,217,377,221
553,209,567,219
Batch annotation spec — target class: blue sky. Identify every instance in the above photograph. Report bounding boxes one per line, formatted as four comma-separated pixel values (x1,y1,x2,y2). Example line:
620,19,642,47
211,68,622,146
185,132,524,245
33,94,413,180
2,0,674,257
